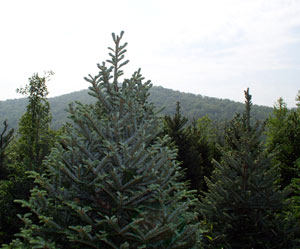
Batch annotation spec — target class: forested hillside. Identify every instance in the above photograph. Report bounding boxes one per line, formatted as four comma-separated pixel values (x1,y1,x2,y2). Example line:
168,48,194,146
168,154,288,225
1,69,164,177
0,86,272,130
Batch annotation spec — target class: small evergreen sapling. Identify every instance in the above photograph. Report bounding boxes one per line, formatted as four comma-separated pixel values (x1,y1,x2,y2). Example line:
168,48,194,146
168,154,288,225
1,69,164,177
5,32,201,249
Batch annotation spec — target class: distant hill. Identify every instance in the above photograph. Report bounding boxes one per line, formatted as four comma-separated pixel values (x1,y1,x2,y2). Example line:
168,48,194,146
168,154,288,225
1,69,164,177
0,86,273,130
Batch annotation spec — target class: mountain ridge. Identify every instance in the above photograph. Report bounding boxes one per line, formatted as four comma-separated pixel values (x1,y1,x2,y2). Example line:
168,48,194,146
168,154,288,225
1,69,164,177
0,85,273,130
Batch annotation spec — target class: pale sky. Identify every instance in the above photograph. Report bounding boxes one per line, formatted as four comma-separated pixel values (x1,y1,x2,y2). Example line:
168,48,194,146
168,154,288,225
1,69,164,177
0,0,299,107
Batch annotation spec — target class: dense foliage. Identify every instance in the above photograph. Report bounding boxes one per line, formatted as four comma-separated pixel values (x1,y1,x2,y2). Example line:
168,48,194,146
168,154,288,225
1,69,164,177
0,32,299,249
0,120,15,241
0,73,56,244
265,92,300,226
15,72,55,171
2,32,200,249
266,97,300,189
0,120,14,180
199,89,299,249
162,102,220,192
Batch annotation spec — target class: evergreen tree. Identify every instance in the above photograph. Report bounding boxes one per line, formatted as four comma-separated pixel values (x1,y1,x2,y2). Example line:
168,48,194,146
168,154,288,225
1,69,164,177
4,32,201,249
289,158,300,219
199,89,298,249
0,120,14,180
163,102,189,144
163,102,202,191
0,120,15,242
0,73,55,246
191,116,220,192
279,92,300,225
163,103,218,192
265,97,300,189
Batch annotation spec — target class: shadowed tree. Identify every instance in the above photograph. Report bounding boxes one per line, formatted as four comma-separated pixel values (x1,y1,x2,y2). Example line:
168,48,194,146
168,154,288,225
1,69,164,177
0,120,14,180
199,89,299,249
163,102,219,192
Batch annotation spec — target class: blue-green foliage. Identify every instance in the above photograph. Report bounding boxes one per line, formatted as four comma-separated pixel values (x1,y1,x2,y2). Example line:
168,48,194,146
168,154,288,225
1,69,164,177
3,32,201,249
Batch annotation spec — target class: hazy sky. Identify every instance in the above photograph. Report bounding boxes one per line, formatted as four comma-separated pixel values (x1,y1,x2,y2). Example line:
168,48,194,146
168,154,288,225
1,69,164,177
0,0,299,107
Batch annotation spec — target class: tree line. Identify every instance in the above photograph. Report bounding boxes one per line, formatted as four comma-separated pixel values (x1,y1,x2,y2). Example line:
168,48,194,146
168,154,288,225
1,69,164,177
0,83,273,131
0,32,299,248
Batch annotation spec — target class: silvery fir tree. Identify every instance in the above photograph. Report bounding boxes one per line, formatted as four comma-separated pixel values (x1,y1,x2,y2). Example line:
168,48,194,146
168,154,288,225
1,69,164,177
3,32,201,249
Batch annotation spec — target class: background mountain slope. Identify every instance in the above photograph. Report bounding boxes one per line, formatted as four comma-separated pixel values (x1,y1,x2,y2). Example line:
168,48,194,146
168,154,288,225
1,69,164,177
0,86,273,130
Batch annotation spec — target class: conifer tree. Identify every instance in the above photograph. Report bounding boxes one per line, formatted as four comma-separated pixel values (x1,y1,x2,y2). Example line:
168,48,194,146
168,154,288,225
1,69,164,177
281,93,300,224
0,120,14,179
4,32,201,249
0,120,15,243
199,89,299,249
163,102,203,191
163,103,217,192
189,116,220,192
289,159,300,219
265,97,299,189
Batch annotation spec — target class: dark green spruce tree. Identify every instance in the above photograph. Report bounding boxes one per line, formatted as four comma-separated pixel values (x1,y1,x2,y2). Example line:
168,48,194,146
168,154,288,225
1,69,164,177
163,102,203,191
187,116,220,193
199,89,299,249
0,120,14,242
289,92,300,221
289,158,300,220
0,120,14,180
163,103,217,192
4,32,201,249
